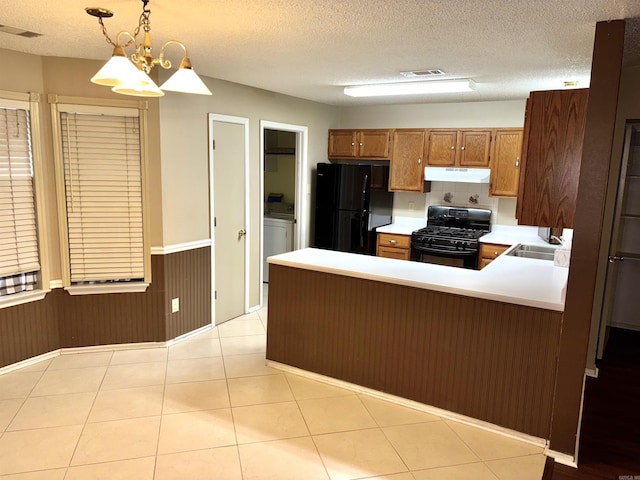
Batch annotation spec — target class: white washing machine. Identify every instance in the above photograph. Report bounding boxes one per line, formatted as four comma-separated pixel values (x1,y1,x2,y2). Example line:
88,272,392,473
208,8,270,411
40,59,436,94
263,215,294,282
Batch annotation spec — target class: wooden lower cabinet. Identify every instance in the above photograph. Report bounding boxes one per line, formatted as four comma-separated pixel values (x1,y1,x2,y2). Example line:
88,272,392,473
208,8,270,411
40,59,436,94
479,242,509,269
377,233,411,260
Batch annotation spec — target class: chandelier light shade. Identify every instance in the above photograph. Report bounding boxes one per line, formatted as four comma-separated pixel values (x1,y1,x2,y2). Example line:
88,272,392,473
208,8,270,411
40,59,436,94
160,57,213,95
86,0,212,97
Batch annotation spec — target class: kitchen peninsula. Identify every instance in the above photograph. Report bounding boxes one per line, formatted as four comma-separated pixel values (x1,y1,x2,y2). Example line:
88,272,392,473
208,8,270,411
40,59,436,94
266,247,568,441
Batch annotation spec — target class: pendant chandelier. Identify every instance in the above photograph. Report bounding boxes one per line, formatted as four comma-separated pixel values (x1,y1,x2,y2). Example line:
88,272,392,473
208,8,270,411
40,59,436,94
86,0,212,97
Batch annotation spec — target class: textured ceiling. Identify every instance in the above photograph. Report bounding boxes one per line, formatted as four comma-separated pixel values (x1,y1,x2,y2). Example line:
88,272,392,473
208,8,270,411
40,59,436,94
2,0,640,106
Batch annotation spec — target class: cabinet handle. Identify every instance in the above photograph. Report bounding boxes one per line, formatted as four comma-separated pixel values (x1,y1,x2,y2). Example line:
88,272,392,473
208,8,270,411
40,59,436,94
461,146,465,151
450,145,455,150
359,143,363,146
389,239,398,244
515,157,520,168
418,156,422,165
351,142,355,146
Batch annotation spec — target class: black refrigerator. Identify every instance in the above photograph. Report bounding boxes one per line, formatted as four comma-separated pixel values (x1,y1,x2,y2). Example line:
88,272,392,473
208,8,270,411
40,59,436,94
313,163,394,255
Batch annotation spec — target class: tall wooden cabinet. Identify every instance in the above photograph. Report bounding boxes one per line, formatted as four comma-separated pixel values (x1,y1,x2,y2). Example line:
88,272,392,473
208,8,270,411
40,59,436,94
489,129,523,197
389,129,427,192
516,89,589,228
328,129,392,159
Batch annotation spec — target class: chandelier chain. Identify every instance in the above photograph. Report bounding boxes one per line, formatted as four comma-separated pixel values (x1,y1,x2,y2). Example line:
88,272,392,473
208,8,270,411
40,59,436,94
98,17,115,47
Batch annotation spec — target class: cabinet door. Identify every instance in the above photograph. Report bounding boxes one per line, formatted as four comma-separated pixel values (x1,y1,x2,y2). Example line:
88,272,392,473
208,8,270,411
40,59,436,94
490,129,523,197
389,129,426,192
358,130,392,159
427,130,457,166
377,246,411,260
459,130,492,167
517,89,589,228
328,130,357,158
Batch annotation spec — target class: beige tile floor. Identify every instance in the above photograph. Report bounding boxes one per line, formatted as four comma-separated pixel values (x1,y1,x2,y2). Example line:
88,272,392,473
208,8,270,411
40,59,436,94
0,299,547,480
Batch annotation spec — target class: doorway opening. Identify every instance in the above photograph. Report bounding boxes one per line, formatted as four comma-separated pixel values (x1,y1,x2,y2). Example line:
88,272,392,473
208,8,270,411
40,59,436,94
597,122,640,361
259,121,309,307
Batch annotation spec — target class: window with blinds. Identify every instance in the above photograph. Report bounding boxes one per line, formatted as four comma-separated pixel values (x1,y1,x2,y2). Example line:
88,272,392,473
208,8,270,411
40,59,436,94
59,110,144,284
0,105,40,296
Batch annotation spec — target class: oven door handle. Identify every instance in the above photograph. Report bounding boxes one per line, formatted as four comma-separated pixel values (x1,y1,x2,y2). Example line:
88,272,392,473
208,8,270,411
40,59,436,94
412,246,476,257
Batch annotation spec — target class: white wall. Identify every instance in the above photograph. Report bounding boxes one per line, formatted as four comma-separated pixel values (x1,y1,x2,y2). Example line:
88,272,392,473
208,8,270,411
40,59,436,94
158,75,337,307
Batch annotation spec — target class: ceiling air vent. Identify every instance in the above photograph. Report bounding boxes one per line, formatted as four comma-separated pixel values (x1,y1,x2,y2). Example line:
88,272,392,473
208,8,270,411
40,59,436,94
400,69,446,78
0,25,43,38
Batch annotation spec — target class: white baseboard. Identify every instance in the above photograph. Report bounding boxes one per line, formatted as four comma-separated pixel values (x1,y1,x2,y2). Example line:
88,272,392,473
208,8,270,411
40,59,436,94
266,360,548,449
61,341,167,355
1,324,215,375
546,450,578,468
0,350,60,375
165,324,213,347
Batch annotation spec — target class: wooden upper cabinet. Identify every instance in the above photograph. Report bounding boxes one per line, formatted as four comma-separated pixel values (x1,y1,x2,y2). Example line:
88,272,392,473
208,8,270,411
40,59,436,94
328,130,357,158
459,130,492,167
389,129,427,192
358,130,392,158
427,129,492,167
427,130,457,166
328,129,391,159
489,129,523,197
516,88,589,229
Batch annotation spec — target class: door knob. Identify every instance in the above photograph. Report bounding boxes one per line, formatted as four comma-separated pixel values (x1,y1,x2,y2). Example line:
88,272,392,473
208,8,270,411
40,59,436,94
238,229,246,239
608,255,624,263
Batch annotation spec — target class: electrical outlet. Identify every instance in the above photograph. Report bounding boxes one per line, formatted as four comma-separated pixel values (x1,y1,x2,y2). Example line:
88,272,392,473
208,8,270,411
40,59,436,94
171,297,180,313
408,201,415,210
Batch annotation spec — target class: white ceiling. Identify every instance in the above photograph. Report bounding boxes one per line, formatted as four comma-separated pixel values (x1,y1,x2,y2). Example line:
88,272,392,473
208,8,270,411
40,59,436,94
2,0,640,106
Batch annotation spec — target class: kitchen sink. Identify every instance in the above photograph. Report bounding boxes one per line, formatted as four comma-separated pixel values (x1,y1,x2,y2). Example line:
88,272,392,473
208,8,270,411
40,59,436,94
507,244,556,261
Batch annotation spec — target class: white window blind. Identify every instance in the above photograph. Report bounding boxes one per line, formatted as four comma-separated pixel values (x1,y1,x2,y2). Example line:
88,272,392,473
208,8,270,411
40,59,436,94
0,106,40,279
60,111,144,283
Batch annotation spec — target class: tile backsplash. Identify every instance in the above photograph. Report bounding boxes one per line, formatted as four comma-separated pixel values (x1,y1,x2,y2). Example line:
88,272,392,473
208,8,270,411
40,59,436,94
426,181,498,213
391,183,517,225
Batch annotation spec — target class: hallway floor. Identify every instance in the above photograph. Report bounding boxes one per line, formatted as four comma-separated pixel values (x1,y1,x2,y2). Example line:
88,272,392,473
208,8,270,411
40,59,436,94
0,302,546,479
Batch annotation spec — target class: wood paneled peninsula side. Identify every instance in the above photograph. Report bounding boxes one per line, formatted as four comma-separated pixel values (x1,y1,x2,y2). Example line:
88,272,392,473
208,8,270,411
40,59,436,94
266,248,567,441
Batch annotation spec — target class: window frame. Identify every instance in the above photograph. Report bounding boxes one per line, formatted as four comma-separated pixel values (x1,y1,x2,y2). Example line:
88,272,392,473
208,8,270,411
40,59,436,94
0,90,50,309
49,95,151,294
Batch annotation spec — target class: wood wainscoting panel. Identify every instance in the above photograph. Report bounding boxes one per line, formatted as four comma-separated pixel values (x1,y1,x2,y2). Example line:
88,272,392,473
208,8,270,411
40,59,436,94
58,255,166,347
163,246,212,339
267,265,562,439
0,290,61,368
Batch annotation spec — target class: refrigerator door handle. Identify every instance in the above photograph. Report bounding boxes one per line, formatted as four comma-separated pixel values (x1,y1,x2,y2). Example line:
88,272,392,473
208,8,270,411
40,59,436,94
360,174,369,211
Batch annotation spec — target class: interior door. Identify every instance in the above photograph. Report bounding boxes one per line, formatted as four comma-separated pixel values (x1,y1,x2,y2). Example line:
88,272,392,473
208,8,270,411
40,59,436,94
212,120,246,325
599,123,640,357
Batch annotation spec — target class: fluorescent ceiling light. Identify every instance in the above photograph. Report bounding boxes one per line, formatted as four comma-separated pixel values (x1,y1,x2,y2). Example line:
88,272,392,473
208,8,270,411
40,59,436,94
344,79,476,97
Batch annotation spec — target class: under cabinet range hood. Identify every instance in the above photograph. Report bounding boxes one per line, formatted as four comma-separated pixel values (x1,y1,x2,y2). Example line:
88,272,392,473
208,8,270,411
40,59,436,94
424,167,491,183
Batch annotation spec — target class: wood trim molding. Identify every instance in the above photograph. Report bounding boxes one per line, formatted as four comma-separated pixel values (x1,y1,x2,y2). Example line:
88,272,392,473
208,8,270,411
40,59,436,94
150,239,212,255
550,19,626,457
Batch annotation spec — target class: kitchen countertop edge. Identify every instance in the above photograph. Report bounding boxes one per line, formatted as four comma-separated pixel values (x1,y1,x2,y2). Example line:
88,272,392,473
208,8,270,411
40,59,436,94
269,247,567,312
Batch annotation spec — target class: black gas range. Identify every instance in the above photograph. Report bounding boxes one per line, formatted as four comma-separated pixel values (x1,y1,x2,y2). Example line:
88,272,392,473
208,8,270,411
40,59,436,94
410,206,492,269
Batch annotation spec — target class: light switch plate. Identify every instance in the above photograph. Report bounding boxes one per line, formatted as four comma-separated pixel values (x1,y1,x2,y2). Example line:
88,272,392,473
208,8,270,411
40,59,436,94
171,297,180,313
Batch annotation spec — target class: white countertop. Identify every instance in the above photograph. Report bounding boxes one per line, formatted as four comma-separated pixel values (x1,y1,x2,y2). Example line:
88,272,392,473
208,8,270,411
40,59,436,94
480,225,552,247
269,247,568,312
376,221,571,251
376,217,425,235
